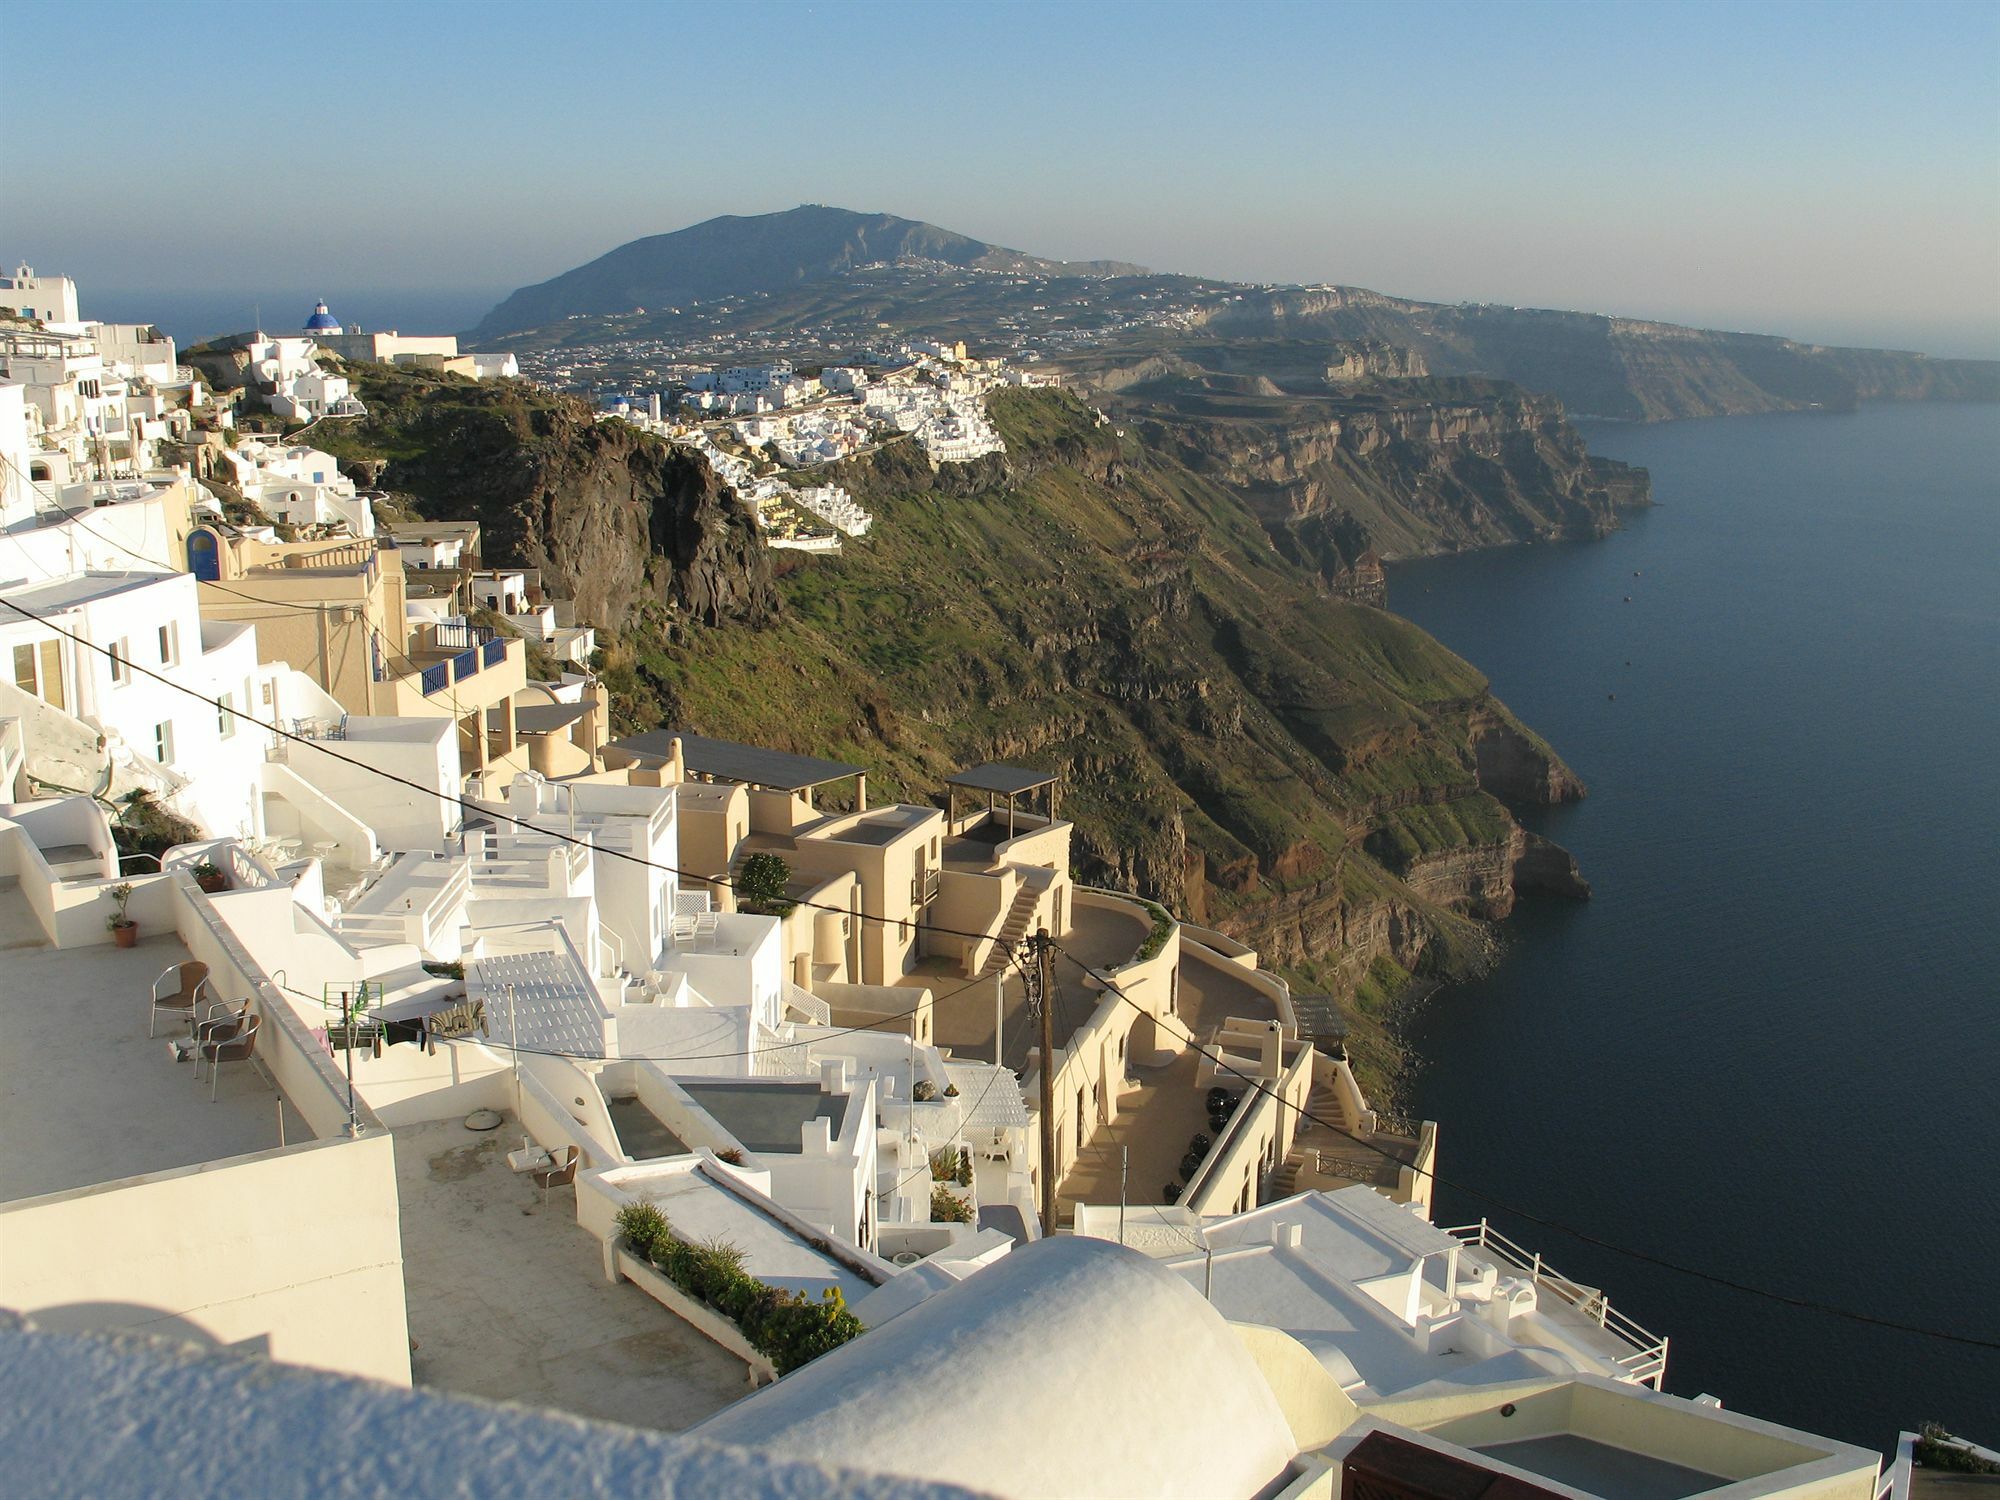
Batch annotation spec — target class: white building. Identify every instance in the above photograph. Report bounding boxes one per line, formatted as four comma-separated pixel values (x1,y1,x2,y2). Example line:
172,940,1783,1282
0,570,273,836
219,440,373,537
0,263,80,325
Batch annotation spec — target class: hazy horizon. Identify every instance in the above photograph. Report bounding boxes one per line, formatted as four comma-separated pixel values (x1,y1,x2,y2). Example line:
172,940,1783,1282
6,0,1997,358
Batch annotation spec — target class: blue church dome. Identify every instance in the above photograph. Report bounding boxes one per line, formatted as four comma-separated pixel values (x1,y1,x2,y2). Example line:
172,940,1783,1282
303,300,343,333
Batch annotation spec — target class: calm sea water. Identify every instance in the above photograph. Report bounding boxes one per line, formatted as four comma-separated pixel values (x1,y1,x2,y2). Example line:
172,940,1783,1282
85,287,508,347
1388,402,1999,1452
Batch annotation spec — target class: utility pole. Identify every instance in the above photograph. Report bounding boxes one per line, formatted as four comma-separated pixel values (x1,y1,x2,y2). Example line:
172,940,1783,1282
1031,928,1057,1238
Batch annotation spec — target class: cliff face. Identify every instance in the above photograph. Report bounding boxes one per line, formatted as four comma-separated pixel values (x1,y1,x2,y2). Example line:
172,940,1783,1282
1128,379,1650,589
323,373,776,631
608,393,1591,1034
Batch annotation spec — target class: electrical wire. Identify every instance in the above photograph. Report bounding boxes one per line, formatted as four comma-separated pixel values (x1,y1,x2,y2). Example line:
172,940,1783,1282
0,591,1020,949
1056,943,2000,1354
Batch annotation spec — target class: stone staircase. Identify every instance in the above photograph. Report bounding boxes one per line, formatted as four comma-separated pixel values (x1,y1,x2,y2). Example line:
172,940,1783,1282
1268,1074,1359,1200
978,881,1045,978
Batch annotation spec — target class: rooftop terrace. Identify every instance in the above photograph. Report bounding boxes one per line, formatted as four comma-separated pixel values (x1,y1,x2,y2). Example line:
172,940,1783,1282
393,1115,746,1432
0,896,300,1203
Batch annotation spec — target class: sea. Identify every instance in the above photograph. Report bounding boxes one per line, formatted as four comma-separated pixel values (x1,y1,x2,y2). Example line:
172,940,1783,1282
85,287,509,347
1387,401,2000,1454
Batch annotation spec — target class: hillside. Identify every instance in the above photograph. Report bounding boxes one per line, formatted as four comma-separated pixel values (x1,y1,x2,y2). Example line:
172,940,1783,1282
473,206,1146,339
314,367,1638,1095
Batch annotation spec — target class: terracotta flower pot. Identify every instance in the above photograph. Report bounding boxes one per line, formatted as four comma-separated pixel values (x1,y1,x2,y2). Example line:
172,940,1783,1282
112,921,139,948
195,873,228,894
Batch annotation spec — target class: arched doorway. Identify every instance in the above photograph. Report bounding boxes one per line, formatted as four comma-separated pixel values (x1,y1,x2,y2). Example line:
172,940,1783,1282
187,529,220,581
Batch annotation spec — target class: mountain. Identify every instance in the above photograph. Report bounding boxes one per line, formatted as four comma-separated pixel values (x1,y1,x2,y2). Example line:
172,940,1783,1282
472,206,1146,339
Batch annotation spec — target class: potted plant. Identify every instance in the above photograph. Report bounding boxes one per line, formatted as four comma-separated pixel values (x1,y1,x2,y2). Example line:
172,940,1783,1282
190,857,229,894
106,882,138,947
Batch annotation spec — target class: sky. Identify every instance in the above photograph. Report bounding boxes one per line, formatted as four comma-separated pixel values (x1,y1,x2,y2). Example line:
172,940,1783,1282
5,0,1997,355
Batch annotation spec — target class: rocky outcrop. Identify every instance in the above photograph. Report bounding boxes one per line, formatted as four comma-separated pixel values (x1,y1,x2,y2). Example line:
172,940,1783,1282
1467,708,1586,806
1515,832,1590,900
345,382,776,631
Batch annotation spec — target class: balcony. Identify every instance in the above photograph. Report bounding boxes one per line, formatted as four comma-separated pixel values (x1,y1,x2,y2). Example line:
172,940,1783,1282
1447,1218,1670,1389
385,635,525,717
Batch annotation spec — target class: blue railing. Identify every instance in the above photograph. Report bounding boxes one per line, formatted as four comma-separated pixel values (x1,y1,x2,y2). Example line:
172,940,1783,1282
419,663,448,696
451,648,478,683
482,637,508,668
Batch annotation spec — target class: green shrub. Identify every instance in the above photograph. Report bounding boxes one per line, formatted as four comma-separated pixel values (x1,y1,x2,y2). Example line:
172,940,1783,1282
1918,1425,2000,1474
614,1199,863,1374
737,852,794,914
931,1185,973,1223
614,1201,669,1261
1136,900,1175,961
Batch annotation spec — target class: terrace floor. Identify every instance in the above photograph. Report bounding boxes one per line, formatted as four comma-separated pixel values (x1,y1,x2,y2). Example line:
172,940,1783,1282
1054,945,1280,1220
393,1115,748,1433
0,895,301,1203
925,897,1152,1075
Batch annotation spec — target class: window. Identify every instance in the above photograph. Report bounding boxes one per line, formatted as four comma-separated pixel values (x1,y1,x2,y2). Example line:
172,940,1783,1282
153,721,175,763
12,644,34,694
109,638,131,685
217,692,235,738
157,623,178,667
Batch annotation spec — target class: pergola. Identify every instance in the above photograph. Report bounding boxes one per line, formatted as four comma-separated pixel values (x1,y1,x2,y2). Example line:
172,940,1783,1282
609,729,869,808
945,762,1060,840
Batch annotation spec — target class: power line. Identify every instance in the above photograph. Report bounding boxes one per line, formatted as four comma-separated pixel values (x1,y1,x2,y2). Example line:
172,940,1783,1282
1055,943,2000,1355
0,592,1017,949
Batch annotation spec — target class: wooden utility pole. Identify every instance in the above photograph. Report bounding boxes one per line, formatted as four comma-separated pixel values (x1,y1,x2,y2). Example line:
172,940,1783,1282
1032,928,1057,1237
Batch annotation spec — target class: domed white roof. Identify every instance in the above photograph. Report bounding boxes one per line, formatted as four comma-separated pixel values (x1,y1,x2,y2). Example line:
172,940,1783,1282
696,1235,1299,1499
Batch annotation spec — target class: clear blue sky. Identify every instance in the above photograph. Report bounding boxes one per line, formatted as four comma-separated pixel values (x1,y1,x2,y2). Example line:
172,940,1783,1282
5,0,1996,354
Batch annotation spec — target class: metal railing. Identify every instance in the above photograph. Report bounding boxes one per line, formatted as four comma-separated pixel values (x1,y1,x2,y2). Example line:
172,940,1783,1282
419,663,448,696
451,648,478,683
482,637,507,668
1447,1218,1669,1388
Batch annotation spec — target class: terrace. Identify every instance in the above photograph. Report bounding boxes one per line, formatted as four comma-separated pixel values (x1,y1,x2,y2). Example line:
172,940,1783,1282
924,892,1154,1075
392,1114,746,1431
0,912,299,1204
1052,940,1279,1211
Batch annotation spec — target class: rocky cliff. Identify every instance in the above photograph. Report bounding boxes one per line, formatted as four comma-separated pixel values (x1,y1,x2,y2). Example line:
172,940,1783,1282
318,372,776,631
1117,375,1651,590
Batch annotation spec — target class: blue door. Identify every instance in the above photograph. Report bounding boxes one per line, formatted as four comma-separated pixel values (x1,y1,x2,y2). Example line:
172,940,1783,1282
187,529,220,581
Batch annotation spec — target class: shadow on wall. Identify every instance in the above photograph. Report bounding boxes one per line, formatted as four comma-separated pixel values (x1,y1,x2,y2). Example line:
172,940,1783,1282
24,1302,272,1360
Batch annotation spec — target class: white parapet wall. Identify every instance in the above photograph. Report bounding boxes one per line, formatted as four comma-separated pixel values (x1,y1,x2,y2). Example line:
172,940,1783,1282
0,1132,410,1387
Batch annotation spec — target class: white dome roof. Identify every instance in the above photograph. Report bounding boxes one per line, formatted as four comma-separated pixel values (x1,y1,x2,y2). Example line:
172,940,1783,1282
696,1235,1299,1499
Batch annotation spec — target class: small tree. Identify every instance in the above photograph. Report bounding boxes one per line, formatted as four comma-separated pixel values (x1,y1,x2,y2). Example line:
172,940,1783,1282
737,852,793,913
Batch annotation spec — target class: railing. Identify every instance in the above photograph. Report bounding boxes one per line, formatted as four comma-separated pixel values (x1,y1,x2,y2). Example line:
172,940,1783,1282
912,867,940,907
783,981,832,1027
451,648,478,683
749,1021,819,1078
482,637,507,668
429,621,494,652
1447,1218,1669,1388
1373,1111,1421,1139
419,663,448,696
